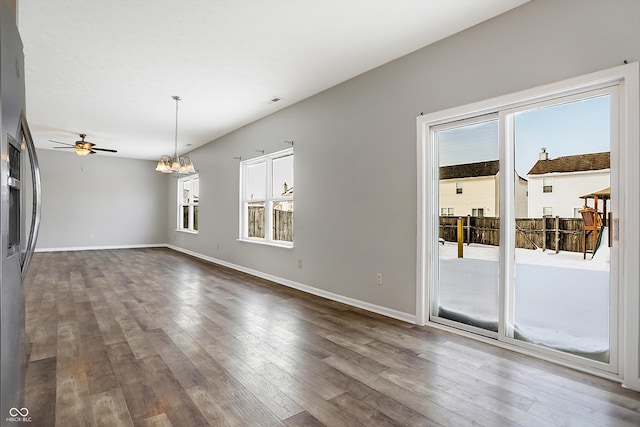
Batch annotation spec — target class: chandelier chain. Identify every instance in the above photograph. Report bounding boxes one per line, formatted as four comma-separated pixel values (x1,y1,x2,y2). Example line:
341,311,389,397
173,95,181,157
155,95,195,175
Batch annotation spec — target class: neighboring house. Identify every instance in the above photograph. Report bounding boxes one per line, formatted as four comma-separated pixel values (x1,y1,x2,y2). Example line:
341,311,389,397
439,160,528,218
275,183,294,212
527,149,610,218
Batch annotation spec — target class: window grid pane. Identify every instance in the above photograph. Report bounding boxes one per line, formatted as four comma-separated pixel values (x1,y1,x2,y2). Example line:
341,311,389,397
272,154,294,198
182,206,189,229
247,202,265,238
193,178,200,203
182,180,191,204
273,201,293,242
246,162,267,200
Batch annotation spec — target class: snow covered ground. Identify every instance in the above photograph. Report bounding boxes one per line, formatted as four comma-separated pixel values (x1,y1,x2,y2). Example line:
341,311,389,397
437,228,610,362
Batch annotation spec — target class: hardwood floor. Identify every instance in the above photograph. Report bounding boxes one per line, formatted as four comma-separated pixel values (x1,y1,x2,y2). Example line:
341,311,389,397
23,248,640,426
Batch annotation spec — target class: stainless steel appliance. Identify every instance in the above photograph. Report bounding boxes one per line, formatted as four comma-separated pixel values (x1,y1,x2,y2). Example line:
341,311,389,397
1,1,42,422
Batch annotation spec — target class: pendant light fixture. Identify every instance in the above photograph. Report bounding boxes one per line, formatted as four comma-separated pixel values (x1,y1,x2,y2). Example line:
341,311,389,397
155,95,196,174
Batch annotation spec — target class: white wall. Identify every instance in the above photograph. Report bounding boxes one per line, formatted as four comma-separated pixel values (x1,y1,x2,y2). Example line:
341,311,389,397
35,149,167,250
167,0,640,318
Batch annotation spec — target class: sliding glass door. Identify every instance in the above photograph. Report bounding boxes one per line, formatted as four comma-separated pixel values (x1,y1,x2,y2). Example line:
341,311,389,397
425,85,619,372
506,90,616,366
433,117,500,335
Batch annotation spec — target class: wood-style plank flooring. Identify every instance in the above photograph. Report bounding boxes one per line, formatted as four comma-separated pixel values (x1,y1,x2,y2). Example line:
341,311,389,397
23,248,640,426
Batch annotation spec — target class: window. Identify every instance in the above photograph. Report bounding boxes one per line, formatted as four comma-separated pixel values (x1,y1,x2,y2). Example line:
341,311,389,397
472,208,484,217
456,182,463,194
543,177,553,193
178,174,199,232
440,207,454,216
240,148,293,246
542,206,553,217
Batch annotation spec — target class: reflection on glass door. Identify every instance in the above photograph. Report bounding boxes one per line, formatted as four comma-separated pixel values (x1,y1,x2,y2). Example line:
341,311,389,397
434,118,500,333
509,93,614,364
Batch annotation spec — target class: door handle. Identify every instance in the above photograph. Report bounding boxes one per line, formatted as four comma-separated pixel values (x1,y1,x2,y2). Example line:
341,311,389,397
608,212,612,247
19,112,42,278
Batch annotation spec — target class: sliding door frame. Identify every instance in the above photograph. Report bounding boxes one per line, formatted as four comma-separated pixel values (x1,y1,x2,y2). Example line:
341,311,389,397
416,63,639,388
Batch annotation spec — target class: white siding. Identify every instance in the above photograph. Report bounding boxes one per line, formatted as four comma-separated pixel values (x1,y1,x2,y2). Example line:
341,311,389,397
439,176,498,217
515,178,528,218
528,170,610,218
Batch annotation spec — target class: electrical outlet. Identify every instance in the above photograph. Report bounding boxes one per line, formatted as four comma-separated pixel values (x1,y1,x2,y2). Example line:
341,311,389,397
297,259,303,269
376,273,383,285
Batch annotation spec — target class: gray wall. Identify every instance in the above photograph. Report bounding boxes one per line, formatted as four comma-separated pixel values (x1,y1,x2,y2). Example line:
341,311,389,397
35,149,167,250
168,0,640,317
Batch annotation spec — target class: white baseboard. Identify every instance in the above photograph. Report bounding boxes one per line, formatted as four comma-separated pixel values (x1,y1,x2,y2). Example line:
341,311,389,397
35,243,165,253
166,244,417,324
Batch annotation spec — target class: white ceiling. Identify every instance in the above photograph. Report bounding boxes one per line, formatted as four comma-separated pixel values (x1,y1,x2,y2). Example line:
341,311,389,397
18,0,528,160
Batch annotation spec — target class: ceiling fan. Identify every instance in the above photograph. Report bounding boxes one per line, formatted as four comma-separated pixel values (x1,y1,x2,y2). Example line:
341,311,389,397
49,133,117,156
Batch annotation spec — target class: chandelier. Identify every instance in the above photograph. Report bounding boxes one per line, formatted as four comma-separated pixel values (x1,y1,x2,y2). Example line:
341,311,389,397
155,95,196,174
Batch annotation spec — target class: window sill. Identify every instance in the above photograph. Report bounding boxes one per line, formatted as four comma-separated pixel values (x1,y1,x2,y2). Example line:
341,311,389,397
176,229,198,235
237,238,293,249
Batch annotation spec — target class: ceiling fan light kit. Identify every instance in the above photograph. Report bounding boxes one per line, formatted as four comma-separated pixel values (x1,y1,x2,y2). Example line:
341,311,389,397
74,144,92,156
50,133,118,156
155,96,196,175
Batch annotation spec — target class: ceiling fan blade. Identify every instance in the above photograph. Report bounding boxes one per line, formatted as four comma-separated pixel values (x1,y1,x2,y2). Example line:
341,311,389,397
53,146,75,149
49,139,76,147
91,147,118,153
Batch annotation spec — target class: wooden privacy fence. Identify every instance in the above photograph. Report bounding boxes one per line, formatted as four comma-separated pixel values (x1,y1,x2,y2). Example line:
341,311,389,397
248,206,265,238
273,209,293,242
248,206,293,242
440,216,595,253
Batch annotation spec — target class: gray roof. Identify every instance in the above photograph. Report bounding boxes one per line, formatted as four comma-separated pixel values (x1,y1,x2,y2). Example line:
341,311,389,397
439,160,499,180
528,152,610,175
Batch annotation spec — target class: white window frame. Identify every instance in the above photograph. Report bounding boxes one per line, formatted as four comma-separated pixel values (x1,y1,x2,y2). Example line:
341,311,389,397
239,148,294,248
543,177,553,193
177,174,199,233
417,63,639,389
